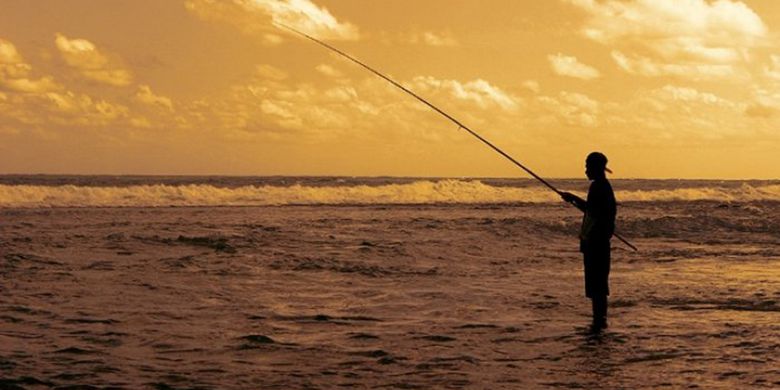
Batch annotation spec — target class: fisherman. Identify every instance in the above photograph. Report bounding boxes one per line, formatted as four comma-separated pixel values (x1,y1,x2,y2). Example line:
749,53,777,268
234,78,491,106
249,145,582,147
560,152,616,331
279,25,634,328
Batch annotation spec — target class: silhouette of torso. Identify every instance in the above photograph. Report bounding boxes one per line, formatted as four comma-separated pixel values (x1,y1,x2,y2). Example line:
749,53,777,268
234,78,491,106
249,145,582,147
580,178,616,251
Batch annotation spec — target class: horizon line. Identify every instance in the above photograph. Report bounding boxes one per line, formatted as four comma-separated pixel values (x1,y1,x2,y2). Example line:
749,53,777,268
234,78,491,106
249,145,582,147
0,173,778,181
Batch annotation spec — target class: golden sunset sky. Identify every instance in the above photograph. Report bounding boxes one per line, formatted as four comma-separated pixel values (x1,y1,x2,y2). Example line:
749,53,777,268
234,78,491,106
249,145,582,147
2,0,780,178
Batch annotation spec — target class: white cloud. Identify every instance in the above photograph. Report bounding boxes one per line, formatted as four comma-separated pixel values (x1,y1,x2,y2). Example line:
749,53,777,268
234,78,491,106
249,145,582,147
190,68,527,145
537,91,600,127
0,38,62,94
130,116,152,128
0,39,23,63
568,0,765,49
750,87,780,113
0,37,169,132
260,99,302,129
135,85,173,110
628,84,748,138
262,33,284,46
522,80,540,93
378,30,459,47
0,62,32,80
561,91,599,112
255,0,358,40
568,0,767,80
323,86,357,102
421,31,458,47
40,91,130,126
404,31,458,47
256,64,289,80
611,51,736,79
54,33,132,86
315,64,342,78
186,0,360,41
650,85,733,107
3,77,60,93
764,55,780,81
409,76,521,111
548,53,600,80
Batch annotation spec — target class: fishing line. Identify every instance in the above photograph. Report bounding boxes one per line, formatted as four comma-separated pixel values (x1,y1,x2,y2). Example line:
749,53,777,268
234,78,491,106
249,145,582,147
275,22,637,252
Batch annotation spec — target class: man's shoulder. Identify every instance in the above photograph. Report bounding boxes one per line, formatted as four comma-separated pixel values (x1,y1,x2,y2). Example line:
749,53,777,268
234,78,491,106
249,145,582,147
591,178,612,189
589,178,614,197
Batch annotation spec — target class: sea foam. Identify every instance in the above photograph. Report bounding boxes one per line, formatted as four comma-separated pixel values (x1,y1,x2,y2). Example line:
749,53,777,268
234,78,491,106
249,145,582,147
1,180,780,207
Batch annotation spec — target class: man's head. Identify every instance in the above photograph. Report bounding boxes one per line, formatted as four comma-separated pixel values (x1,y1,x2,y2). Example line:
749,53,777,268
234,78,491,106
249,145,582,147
585,152,611,180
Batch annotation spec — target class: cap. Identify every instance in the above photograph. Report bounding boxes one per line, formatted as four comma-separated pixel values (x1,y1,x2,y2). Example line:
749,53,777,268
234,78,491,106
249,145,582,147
586,152,612,174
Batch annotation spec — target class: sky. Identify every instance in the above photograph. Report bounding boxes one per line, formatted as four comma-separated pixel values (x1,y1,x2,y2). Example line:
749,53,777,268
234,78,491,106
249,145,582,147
1,0,780,178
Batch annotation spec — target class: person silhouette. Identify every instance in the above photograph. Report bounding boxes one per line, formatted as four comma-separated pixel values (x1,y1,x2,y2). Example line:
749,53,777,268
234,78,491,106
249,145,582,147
560,152,616,332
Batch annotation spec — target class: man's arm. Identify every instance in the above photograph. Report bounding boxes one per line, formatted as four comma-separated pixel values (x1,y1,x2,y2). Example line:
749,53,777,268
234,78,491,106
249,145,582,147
560,192,586,212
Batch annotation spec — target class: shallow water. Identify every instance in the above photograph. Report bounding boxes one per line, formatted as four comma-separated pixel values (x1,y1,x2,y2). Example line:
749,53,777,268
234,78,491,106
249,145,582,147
1,199,779,388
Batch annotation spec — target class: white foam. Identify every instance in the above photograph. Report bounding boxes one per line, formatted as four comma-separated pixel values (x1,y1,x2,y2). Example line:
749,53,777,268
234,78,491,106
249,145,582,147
1,180,779,207
619,183,780,202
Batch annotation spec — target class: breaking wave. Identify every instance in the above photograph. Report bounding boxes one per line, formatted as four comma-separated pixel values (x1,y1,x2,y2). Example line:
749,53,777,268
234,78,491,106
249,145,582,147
1,180,780,207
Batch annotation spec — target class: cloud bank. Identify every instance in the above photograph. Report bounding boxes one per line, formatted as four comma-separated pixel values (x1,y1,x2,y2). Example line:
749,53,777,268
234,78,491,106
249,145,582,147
186,0,360,41
55,33,132,86
548,53,601,80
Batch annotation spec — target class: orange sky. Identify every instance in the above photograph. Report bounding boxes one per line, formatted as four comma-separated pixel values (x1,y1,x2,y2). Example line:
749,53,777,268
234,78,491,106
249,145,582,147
1,0,780,178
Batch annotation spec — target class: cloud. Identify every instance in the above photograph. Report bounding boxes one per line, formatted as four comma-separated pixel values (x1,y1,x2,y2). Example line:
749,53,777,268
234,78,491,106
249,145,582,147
0,88,131,131
0,37,171,133
54,33,132,86
2,77,60,93
378,30,459,47
256,0,359,40
522,80,540,93
409,76,521,111
749,86,780,115
420,31,458,47
568,0,767,80
548,53,600,80
405,31,458,47
611,51,736,80
256,64,289,80
0,38,62,94
764,55,780,81
185,66,528,146
259,99,303,129
608,84,751,140
0,39,23,63
323,86,357,102
186,0,359,41
315,64,342,78
44,92,128,120
744,104,774,118
649,85,733,107
135,85,173,110
262,33,284,46
537,91,600,127
568,0,765,49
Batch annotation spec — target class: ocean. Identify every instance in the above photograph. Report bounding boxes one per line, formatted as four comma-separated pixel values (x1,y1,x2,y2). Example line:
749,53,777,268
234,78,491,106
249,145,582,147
1,175,779,388
2,175,780,207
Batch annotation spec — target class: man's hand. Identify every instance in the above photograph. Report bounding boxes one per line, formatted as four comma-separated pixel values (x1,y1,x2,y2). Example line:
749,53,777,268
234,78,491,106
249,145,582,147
560,191,578,203
560,191,586,211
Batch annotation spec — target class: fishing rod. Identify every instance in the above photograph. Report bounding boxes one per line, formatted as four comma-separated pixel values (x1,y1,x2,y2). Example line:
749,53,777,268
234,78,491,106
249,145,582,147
275,23,638,252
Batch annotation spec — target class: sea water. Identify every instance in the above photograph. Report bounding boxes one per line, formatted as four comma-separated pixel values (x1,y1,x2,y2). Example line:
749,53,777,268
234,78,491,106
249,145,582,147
1,176,778,388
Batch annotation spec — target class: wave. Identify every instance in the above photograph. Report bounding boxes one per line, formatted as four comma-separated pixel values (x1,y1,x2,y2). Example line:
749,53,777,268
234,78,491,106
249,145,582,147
1,180,780,207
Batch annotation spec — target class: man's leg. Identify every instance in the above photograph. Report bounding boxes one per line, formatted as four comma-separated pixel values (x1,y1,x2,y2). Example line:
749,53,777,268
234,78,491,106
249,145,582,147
591,295,608,329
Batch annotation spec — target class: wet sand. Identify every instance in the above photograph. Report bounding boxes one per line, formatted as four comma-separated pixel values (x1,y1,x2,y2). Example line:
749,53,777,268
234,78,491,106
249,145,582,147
1,202,779,388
